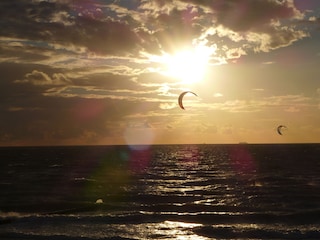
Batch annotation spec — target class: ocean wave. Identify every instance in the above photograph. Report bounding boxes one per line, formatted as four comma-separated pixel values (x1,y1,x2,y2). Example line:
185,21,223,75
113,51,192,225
2,217,320,240
193,225,320,239
1,144,320,239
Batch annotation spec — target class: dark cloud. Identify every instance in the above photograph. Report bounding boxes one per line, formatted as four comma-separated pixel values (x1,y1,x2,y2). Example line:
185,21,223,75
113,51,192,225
0,43,51,63
294,0,320,11
148,7,204,52
0,0,309,59
265,26,307,50
185,0,301,31
182,0,306,53
0,90,148,145
0,0,144,56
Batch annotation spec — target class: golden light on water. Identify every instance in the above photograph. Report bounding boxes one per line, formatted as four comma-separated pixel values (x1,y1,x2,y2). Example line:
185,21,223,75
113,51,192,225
150,221,206,240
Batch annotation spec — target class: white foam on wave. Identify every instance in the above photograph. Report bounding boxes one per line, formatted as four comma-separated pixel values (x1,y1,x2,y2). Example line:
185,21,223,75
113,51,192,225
95,198,103,204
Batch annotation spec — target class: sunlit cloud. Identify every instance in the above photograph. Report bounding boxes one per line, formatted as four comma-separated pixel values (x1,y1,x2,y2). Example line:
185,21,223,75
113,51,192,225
199,94,315,113
214,93,223,98
159,103,176,110
15,70,71,86
285,106,300,112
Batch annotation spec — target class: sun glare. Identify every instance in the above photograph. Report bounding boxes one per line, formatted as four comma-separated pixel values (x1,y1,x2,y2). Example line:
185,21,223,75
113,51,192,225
157,45,214,84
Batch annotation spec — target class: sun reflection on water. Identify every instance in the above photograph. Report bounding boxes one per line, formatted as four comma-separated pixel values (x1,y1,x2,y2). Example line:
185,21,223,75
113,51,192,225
150,221,208,240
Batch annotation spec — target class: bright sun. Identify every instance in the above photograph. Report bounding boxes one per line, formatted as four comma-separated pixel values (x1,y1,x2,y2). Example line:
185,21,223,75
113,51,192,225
159,45,213,84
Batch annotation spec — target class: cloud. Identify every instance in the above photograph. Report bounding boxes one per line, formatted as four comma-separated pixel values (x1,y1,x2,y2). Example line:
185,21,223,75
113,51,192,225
225,47,247,59
285,106,300,112
219,99,261,112
0,0,319,145
15,70,71,86
150,0,307,59
204,94,314,113
183,0,302,25
214,93,224,98
0,1,144,56
247,26,308,52
0,0,313,63
159,102,176,110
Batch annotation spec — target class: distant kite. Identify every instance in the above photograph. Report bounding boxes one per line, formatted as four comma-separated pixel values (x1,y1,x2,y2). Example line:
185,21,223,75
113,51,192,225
277,125,287,135
178,91,198,110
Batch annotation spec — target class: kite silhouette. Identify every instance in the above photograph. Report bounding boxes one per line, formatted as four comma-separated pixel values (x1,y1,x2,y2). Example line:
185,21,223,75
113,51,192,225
277,125,287,135
178,91,198,110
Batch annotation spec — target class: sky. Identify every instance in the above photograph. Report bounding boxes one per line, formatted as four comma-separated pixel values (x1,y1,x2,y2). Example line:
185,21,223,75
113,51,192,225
0,0,320,146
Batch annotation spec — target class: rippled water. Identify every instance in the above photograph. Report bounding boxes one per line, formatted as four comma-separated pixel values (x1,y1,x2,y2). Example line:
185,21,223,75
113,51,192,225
0,144,320,239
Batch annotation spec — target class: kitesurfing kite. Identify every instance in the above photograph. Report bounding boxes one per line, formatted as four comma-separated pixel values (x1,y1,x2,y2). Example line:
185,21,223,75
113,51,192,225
277,125,287,135
178,91,197,110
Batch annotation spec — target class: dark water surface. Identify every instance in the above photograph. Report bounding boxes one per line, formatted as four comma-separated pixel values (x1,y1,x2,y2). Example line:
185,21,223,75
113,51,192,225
0,144,320,239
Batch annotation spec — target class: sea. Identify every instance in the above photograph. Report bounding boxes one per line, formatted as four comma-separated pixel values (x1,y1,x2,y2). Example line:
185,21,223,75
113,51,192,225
0,144,320,240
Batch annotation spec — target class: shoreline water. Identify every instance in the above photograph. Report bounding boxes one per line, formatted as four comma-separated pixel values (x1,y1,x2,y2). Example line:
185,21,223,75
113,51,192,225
1,143,320,239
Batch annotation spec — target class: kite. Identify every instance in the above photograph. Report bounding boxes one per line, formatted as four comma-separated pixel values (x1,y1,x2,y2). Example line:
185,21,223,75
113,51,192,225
178,91,197,110
277,125,287,135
